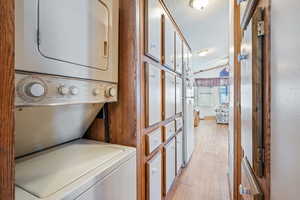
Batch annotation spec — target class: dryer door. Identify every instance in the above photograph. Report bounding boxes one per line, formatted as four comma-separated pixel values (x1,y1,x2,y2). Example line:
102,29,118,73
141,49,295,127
38,0,109,71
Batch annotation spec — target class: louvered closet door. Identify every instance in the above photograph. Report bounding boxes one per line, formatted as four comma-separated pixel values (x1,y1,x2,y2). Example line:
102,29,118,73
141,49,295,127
175,33,183,74
164,16,175,70
164,72,176,119
146,64,162,126
145,0,162,61
176,77,183,114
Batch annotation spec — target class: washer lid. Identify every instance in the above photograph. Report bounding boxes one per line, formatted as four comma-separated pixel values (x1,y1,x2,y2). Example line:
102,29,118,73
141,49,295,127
38,0,109,71
16,140,130,198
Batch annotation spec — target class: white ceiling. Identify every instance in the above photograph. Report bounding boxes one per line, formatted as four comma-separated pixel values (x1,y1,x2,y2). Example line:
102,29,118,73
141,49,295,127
164,0,229,71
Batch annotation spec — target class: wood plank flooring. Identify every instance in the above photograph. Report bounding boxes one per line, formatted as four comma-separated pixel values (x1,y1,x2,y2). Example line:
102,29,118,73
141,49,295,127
169,120,230,200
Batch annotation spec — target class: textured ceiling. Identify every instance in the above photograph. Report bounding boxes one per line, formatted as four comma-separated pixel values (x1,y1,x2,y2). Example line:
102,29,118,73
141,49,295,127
164,0,229,71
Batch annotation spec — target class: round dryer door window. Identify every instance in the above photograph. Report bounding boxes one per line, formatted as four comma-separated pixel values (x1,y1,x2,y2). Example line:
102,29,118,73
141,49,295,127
38,0,109,71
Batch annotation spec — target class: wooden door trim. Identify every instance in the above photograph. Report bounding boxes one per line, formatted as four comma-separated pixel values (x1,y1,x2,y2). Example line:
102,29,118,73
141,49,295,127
0,0,15,199
238,1,271,199
233,1,242,199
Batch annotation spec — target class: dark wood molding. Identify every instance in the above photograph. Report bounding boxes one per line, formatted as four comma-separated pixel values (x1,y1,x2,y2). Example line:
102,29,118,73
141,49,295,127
252,7,264,178
256,0,271,199
0,0,15,199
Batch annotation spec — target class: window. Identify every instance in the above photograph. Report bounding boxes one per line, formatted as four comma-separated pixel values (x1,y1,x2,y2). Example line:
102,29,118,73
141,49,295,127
219,86,229,104
196,87,212,107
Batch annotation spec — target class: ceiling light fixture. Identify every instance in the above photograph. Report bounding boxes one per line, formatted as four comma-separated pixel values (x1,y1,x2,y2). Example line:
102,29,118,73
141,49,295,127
190,0,209,10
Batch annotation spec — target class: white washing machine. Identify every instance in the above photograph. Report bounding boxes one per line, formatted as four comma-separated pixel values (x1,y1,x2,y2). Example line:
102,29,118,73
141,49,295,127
15,140,136,200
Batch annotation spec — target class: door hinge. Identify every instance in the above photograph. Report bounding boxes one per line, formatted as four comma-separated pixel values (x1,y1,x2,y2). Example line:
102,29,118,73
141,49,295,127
257,147,265,177
238,53,249,63
37,30,41,45
257,21,265,37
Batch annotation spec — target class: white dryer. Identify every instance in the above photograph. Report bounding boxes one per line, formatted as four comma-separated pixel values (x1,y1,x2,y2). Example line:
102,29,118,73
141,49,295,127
14,0,120,154
15,0,119,82
15,139,137,200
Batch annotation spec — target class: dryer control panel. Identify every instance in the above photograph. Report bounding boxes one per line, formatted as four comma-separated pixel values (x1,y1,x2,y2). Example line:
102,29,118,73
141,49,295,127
15,72,118,107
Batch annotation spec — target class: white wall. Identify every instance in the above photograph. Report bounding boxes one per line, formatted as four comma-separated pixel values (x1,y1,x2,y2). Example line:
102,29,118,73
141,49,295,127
271,1,300,199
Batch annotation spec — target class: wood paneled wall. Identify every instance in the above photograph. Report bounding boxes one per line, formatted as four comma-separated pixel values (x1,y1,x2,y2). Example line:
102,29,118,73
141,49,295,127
0,0,15,199
107,0,140,147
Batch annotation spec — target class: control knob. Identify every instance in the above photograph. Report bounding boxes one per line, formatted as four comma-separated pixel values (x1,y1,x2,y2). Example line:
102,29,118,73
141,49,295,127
26,82,46,97
58,86,69,95
70,86,79,95
93,88,101,96
105,87,117,97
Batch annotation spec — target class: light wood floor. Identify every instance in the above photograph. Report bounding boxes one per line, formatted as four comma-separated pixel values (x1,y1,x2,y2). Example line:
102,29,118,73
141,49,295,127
169,120,230,200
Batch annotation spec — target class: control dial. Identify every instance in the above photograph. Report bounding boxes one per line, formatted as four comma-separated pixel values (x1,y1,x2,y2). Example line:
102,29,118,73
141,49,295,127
58,86,69,95
17,76,48,102
26,82,46,97
93,88,101,96
70,86,79,95
105,87,117,97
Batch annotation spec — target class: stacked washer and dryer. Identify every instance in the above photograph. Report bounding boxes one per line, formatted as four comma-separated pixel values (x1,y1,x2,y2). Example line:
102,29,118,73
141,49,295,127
15,0,136,200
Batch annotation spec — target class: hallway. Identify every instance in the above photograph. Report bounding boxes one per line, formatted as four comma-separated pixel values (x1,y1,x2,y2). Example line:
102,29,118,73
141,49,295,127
170,120,230,200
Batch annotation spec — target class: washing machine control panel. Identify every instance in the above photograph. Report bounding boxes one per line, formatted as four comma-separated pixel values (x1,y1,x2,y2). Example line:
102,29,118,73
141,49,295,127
15,72,118,106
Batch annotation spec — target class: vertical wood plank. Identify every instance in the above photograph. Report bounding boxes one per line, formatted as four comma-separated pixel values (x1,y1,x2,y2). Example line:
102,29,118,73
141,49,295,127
0,0,15,199
233,1,242,199
108,0,139,147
